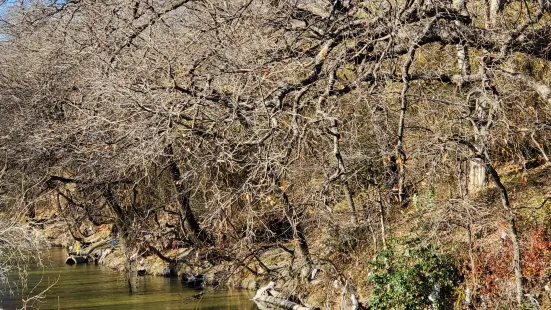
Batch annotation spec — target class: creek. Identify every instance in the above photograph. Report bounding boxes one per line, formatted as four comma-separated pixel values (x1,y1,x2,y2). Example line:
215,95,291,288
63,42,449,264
0,248,257,310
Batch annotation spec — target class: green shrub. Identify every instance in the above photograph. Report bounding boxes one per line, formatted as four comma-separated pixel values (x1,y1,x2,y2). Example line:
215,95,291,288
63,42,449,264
367,238,460,310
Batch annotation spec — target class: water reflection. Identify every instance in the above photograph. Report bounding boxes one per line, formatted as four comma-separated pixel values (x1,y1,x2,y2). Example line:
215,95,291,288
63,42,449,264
0,248,257,310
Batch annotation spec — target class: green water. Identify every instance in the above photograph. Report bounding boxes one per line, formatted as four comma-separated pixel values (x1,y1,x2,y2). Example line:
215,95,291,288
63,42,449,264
0,249,257,310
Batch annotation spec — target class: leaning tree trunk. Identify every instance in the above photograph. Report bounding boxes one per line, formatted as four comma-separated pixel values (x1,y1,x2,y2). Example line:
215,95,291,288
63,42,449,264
460,139,524,305
270,173,312,278
166,145,209,244
104,184,134,293
484,157,524,306
317,70,358,224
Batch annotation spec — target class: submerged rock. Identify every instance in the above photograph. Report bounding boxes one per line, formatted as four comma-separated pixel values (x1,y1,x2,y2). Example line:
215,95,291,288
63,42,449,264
182,274,205,289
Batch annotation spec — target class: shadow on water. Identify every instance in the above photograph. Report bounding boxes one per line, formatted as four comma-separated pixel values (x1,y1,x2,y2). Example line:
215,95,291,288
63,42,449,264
0,248,257,310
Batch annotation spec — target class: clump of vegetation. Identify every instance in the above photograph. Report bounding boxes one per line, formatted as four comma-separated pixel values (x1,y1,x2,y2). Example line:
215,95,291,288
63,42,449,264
475,224,551,307
368,239,460,310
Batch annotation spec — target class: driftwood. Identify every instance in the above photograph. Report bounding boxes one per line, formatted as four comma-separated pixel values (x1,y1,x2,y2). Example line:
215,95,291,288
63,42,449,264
252,282,319,310
83,239,111,255
98,248,112,264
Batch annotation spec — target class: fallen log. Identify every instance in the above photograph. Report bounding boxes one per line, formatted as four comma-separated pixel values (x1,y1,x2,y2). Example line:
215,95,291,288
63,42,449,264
253,296,318,310
252,282,319,310
66,255,88,265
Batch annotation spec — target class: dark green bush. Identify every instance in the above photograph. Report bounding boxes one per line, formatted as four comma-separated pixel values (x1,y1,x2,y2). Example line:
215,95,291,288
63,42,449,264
367,238,460,310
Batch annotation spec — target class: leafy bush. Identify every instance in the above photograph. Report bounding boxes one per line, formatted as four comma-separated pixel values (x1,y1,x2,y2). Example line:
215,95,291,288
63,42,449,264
367,238,460,310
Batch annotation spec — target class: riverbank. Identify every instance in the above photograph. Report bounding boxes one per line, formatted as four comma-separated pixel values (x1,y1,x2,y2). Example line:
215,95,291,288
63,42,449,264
36,221,277,289
0,247,256,310
33,220,338,308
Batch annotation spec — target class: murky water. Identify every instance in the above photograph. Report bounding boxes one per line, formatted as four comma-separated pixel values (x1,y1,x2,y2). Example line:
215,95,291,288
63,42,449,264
0,248,257,310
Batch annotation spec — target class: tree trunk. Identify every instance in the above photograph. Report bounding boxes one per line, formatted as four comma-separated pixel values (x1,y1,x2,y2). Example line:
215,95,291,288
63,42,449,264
487,0,503,28
377,189,386,249
343,182,358,226
484,159,523,305
453,0,486,195
454,0,471,76
468,159,487,193
467,222,476,305
283,192,311,266
396,72,409,206
166,145,208,244
125,252,133,293
27,203,36,219
271,174,312,275
103,185,134,293
468,67,492,194
395,18,431,205
329,116,358,224
460,139,524,305
318,70,358,224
